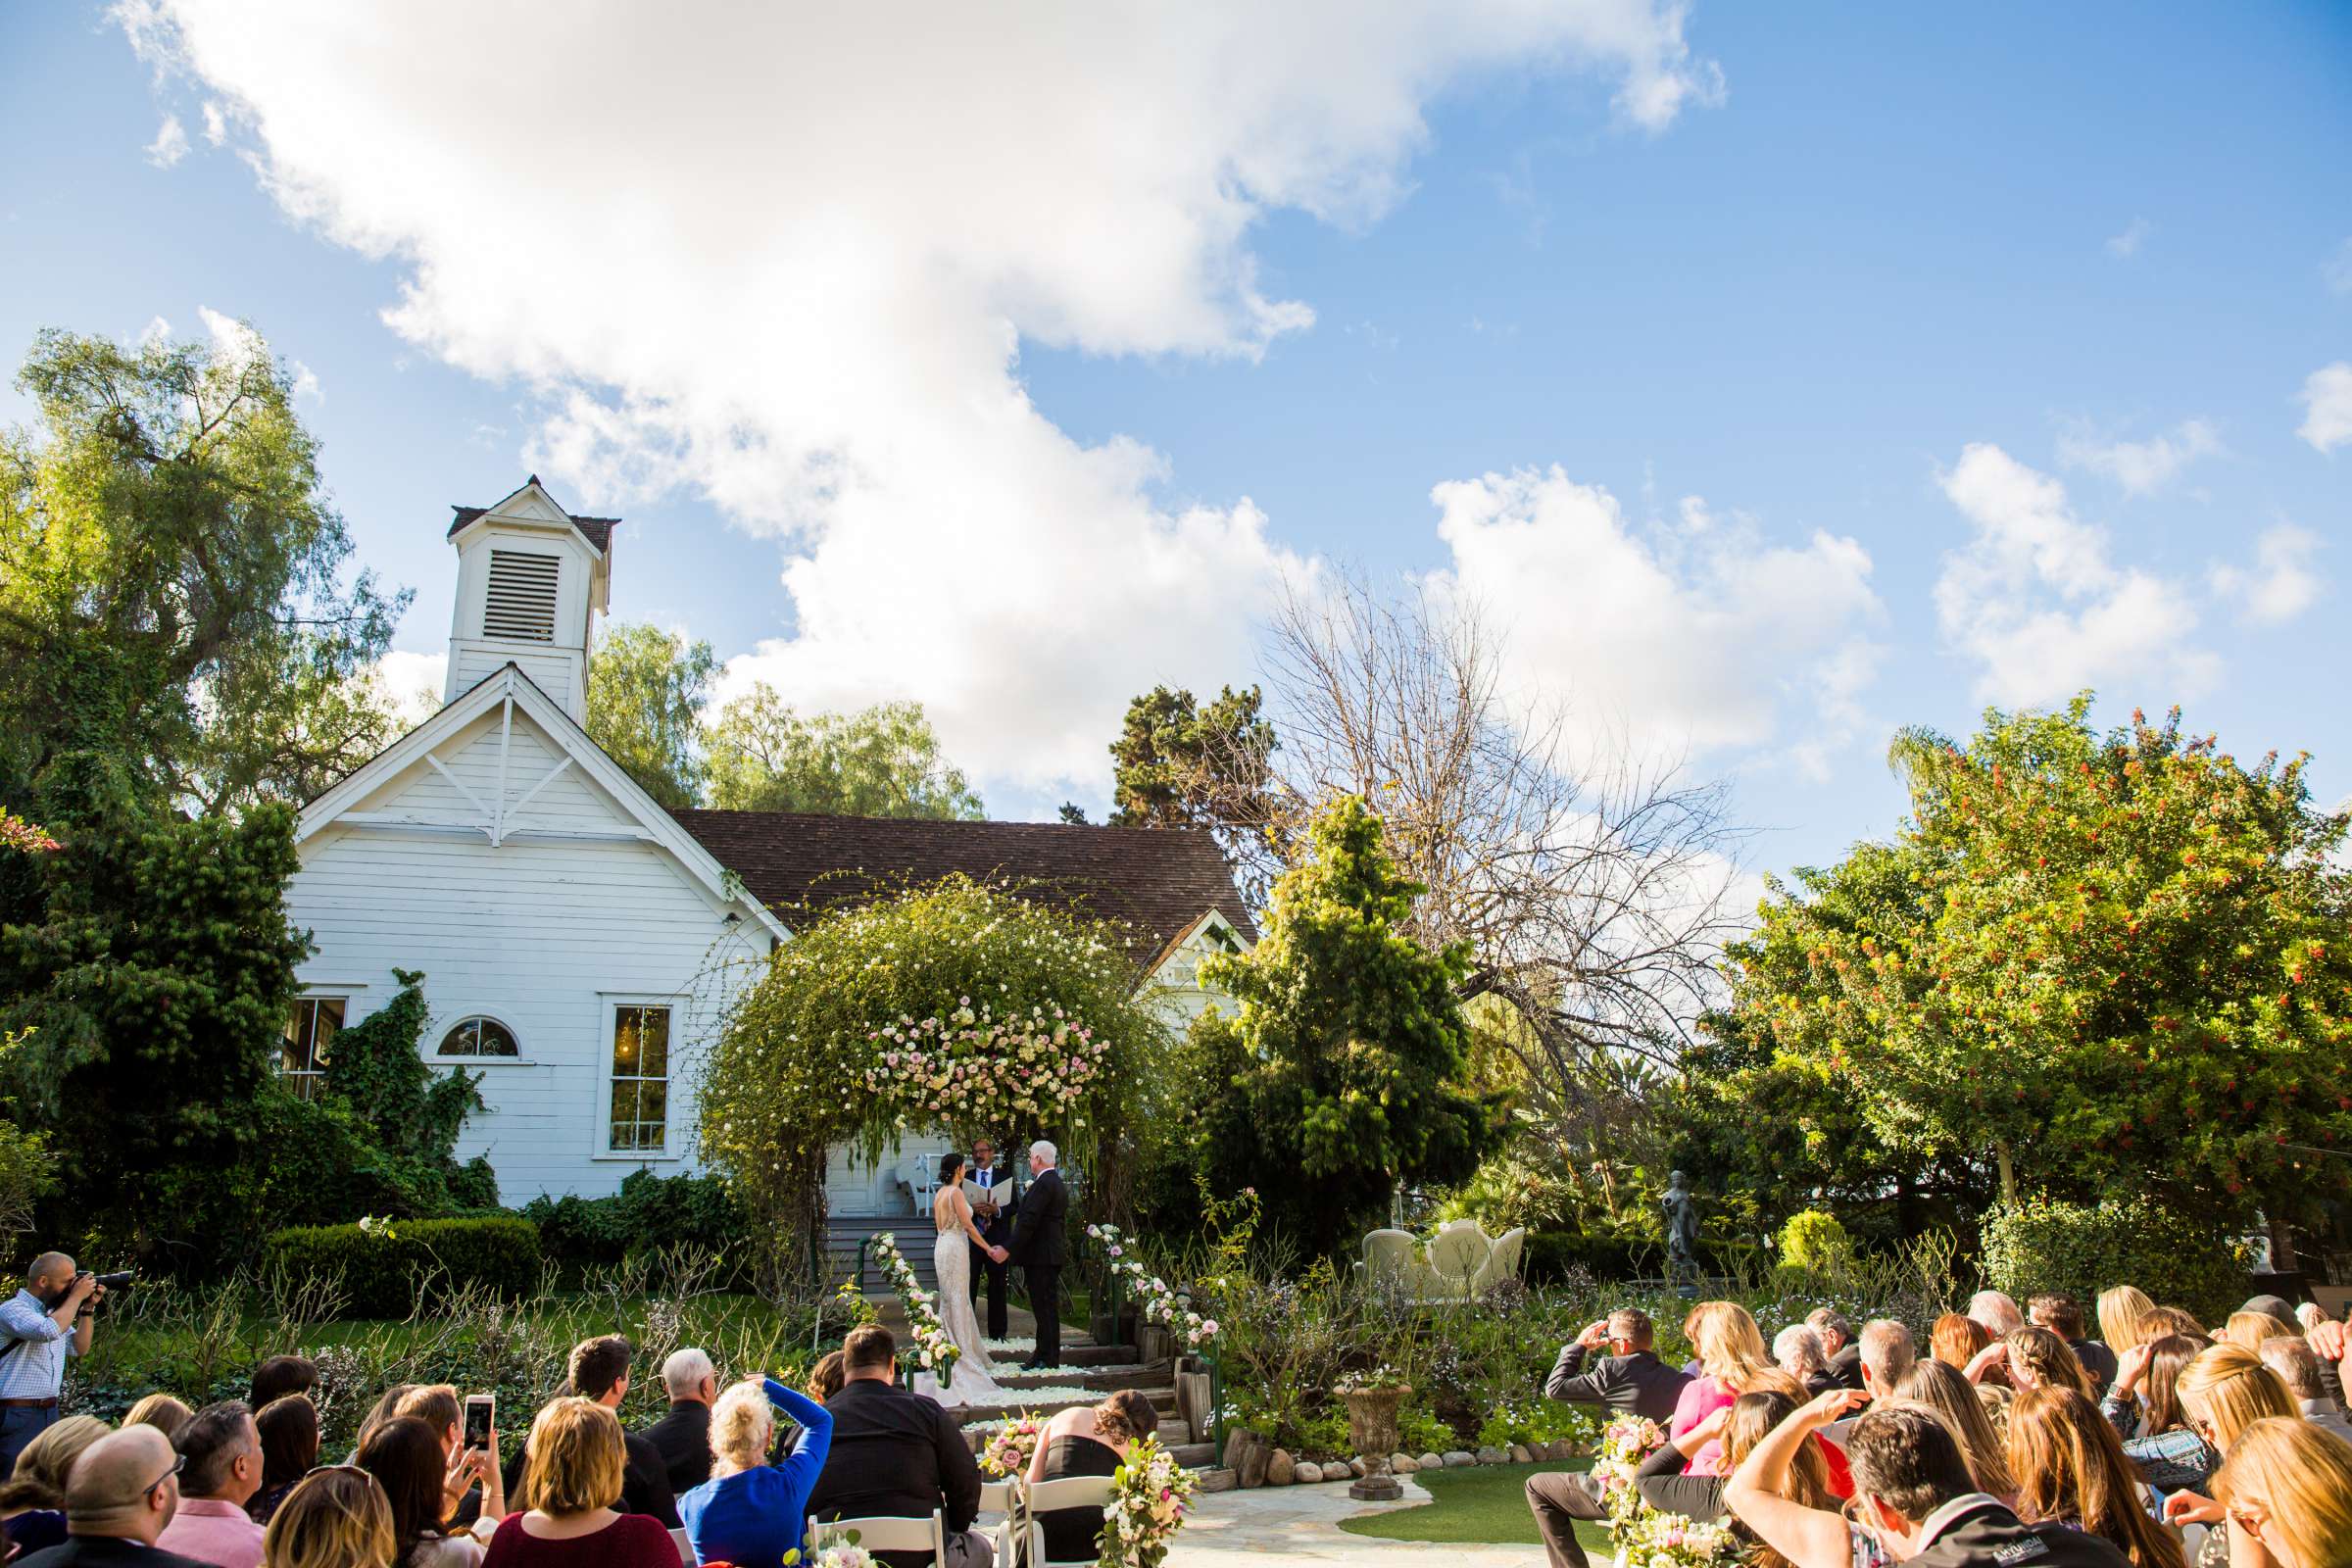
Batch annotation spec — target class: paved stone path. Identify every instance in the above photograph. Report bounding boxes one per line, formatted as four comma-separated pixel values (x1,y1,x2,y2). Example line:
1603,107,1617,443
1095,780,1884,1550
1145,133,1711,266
1164,1473,1543,1566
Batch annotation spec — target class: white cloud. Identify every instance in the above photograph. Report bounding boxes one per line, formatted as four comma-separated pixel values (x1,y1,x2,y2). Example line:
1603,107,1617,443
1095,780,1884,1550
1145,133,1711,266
371,649,448,726
289,359,321,401
2298,362,2352,454
124,0,1724,791
1424,468,1884,767
2106,217,2152,259
196,304,264,370
1933,443,2217,707
138,315,172,348
2055,416,2221,497
200,99,226,145
2209,524,2323,626
144,114,187,168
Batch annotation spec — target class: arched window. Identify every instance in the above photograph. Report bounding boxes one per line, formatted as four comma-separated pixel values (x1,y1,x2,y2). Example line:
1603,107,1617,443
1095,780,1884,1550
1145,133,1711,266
437,1016,520,1057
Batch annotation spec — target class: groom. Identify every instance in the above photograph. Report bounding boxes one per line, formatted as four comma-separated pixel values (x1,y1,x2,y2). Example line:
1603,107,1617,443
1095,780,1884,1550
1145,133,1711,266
1007,1140,1068,1370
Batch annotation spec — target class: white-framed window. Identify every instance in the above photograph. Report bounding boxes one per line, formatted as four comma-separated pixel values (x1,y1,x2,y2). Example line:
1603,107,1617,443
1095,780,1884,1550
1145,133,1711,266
607,1003,672,1152
437,1016,521,1058
281,997,346,1102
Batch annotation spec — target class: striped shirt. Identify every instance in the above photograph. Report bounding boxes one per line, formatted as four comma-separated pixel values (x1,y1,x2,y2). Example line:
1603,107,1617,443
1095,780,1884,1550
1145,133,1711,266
0,1289,78,1400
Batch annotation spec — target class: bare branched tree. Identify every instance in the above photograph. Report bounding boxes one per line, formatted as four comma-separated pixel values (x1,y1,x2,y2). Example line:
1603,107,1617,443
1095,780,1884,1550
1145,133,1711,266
1259,569,1745,1189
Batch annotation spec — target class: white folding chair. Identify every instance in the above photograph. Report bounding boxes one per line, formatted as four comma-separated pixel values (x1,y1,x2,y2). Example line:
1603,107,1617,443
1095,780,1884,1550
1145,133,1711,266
667,1527,695,1567
1023,1475,1118,1568
809,1510,947,1568
977,1477,1019,1516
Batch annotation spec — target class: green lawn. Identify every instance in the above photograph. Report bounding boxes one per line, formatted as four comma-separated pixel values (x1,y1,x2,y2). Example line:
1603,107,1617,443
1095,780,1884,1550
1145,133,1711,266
1338,1459,1612,1553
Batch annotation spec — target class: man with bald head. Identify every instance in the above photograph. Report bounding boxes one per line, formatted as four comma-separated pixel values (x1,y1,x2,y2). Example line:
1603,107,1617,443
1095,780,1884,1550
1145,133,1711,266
0,1253,105,1473
17,1425,212,1568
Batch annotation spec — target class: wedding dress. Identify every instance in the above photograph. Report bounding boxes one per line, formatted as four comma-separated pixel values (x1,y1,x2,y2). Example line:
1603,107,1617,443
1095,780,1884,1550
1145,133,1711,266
922,1190,1004,1406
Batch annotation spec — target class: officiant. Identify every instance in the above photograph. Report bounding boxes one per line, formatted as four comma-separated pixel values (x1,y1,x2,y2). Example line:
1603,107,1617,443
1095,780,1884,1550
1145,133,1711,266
966,1137,1015,1341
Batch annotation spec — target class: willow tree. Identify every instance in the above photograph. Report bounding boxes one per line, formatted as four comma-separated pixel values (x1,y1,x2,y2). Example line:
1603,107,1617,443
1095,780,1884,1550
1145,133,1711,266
698,875,1173,1288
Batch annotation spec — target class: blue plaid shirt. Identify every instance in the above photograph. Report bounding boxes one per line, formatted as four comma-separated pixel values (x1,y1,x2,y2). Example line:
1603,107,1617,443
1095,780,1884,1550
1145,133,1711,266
0,1290,78,1401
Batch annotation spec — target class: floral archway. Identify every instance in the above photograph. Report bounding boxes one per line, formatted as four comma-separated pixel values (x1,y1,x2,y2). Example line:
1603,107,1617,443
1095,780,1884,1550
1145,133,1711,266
697,873,1173,1287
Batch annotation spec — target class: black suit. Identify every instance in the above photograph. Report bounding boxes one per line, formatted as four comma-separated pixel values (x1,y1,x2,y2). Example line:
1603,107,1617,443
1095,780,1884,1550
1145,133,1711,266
20,1540,215,1568
1824,1343,1866,1391
1009,1165,1068,1365
1542,1344,1691,1422
642,1397,712,1494
806,1378,985,1568
966,1160,1015,1341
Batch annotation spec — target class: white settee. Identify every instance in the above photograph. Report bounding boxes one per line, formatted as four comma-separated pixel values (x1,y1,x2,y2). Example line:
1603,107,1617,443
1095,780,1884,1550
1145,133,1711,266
1358,1220,1526,1303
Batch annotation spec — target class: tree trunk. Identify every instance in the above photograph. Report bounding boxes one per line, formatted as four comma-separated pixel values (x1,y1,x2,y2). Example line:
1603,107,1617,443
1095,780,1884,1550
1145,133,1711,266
1993,1142,2016,1207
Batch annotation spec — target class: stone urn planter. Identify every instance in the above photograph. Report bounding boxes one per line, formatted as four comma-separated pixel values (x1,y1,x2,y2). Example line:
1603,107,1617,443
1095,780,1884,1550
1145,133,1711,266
1342,1386,1409,1501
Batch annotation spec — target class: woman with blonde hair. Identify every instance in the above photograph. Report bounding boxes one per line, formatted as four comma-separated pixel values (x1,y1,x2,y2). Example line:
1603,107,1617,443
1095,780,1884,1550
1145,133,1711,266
2159,1346,2300,1541
2005,1386,2184,1568
2000,1326,2099,1399
266,1467,400,1568
2221,1312,2294,1353
2211,1416,2352,1568
2097,1286,2158,1356
0,1413,110,1556
124,1392,194,1440
676,1377,833,1568
1892,1359,2016,1501
1670,1302,1782,1476
485,1399,679,1568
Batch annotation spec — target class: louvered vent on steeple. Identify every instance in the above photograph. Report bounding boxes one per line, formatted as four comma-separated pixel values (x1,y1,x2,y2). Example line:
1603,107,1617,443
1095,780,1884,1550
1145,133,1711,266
482,549,562,642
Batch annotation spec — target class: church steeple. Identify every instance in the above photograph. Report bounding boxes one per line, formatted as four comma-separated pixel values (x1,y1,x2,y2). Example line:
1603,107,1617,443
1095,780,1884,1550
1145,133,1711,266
444,476,614,722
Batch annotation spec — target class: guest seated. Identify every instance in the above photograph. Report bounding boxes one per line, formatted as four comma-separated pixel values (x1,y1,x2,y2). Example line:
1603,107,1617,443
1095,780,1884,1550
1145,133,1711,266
2209,1416,2352,1568
1772,1326,1837,1396
358,1417,500,1568
1804,1310,1864,1392
805,1326,989,1568
1931,1313,1992,1372
1025,1391,1157,1565
804,1352,845,1404
1670,1303,1782,1475
501,1341,677,1529
2156,1346,2298,1540
125,1396,195,1443
349,1390,418,1467
388,1391,490,1531
642,1350,717,1495
2028,1294,2117,1397
1723,1396,2130,1566
2003,1387,2182,1568
0,1416,111,1558
263,1468,397,1568
1968,1291,2027,1340
1890,1360,2016,1503
1633,1389,1853,1536
17,1426,218,1568
248,1396,320,1527
2255,1335,2352,1443
676,1376,834,1568
158,1402,269,1568
249,1361,318,1415
1983,1327,2097,1401
2223,1311,2295,1354
2095,1288,2157,1362
1525,1307,1696,1566
2102,1335,2214,1490
482,1400,679,1568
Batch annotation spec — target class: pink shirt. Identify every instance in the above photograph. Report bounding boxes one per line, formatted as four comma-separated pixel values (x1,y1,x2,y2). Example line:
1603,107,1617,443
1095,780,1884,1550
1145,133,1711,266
1669,1374,1738,1476
159,1496,268,1568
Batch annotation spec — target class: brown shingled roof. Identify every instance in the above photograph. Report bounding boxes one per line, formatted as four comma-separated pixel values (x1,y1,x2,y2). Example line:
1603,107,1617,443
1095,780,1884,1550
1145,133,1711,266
668,808,1255,959
447,475,617,554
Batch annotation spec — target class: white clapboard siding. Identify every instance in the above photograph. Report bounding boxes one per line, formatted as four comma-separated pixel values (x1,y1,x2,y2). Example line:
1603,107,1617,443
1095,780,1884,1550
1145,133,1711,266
287,708,766,1202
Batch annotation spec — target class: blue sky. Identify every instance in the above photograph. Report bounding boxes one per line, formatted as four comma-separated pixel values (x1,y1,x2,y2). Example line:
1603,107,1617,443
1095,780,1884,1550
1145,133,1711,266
3,2,2347,883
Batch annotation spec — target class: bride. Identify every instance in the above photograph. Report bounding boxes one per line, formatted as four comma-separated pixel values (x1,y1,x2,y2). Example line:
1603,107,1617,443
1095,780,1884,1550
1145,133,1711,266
927,1151,1009,1404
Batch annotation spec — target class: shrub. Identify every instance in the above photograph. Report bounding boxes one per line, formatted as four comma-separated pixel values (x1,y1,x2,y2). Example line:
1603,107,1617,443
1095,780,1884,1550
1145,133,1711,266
1525,1231,1651,1284
519,1169,751,1279
265,1217,541,1318
1980,1195,2250,1325
1777,1209,1856,1273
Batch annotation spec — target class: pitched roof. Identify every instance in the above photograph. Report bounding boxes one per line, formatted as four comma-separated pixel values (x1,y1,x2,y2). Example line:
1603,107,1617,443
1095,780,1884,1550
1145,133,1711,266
667,808,1256,958
447,475,617,554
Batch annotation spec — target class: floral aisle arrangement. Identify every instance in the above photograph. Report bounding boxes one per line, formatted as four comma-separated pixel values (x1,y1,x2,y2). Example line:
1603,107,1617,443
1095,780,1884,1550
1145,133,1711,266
978,1410,1044,1478
1592,1414,1668,1527
860,1000,1108,1125
796,1531,876,1568
866,1234,960,1377
1096,1435,1198,1568
1614,1512,1742,1568
1086,1223,1219,1349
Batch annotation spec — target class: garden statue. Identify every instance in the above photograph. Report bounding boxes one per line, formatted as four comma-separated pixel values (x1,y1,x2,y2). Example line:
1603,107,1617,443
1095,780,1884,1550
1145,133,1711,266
1661,1169,1700,1293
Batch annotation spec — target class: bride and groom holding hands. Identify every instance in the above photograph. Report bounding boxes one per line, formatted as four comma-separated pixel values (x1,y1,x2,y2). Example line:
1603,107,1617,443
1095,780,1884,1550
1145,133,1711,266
927,1137,1068,1402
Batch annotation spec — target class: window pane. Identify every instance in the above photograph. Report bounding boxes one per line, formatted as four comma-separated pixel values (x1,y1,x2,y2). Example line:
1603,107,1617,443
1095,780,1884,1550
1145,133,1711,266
313,1000,343,1062
475,1018,519,1056
609,1078,636,1144
612,1009,642,1072
636,1080,667,1133
637,1008,670,1076
438,1020,477,1056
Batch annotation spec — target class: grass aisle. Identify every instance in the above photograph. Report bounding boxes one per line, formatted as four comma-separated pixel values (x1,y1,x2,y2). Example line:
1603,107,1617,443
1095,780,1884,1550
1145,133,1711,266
1337,1460,1613,1554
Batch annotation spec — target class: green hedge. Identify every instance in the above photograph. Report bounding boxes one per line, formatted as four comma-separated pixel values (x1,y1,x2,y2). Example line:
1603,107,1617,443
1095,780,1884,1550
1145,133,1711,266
1525,1231,1655,1284
265,1217,541,1318
517,1169,750,1281
1981,1196,2251,1326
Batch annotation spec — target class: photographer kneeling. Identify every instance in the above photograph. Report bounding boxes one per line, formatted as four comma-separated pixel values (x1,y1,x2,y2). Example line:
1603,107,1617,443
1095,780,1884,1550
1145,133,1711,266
0,1255,114,1474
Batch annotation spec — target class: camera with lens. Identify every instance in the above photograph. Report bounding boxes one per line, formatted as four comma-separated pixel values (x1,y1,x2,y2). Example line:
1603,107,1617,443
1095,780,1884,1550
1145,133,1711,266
70,1269,133,1314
